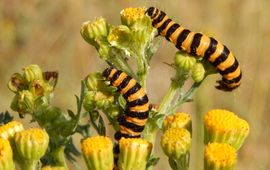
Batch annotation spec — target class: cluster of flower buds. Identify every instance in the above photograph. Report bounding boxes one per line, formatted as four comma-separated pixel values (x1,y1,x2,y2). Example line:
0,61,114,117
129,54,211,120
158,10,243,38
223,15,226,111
161,112,192,170
0,121,49,170
8,65,58,118
203,109,249,170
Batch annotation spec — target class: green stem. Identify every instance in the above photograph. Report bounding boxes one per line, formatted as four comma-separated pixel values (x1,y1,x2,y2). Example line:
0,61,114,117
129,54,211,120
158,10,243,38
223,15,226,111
18,160,39,170
136,52,148,89
50,146,68,169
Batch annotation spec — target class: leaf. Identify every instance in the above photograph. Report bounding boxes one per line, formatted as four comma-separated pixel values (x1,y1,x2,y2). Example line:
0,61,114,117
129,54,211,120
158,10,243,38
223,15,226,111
97,116,106,136
117,95,126,109
67,109,76,119
146,156,160,169
76,124,91,137
64,138,81,162
0,111,13,125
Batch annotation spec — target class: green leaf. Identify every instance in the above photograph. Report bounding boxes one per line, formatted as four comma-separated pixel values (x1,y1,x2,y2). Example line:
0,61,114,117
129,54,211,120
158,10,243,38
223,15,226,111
76,124,91,137
64,138,81,162
67,109,76,119
97,116,106,135
117,95,126,109
146,156,160,169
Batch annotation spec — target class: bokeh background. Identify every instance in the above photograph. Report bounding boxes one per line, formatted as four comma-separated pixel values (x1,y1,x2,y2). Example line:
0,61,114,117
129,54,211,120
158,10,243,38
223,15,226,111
0,0,269,169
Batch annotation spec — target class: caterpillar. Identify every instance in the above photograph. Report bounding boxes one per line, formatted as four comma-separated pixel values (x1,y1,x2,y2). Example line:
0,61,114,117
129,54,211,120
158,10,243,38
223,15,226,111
145,7,242,91
102,67,149,164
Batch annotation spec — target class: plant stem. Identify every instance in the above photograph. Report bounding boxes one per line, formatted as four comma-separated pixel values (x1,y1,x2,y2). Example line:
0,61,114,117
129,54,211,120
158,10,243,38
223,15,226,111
19,160,38,170
51,146,68,169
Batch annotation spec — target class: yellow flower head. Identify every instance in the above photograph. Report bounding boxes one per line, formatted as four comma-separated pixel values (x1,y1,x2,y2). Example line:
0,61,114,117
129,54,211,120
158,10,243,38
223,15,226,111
163,112,192,133
14,128,49,161
204,109,250,150
161,128,191,160
118,138,152,170
81,136,113,170
0,138,14,170
204,143,237,170
120,7,146,26
0,121,24,140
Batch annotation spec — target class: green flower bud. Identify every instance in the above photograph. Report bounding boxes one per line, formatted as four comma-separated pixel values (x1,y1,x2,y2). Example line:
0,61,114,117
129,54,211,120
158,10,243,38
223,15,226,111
11,90,35,117
163,112,192,134
0,138,15,170
8,73,26,92
14,128,49,168
204,109,250,150
0,121,24,140
161,128,191,160
174,51,196,71
83,91,96,111
118,138,152,170
204,143,237,170
81,136,113,170
80,17,109,46
23,65,43,83
192,62,206,82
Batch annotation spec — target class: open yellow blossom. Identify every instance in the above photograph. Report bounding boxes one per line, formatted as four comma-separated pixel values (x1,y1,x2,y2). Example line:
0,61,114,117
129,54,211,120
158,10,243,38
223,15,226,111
204,143,237,170
0,138,14,170
163,112,192,133
81,136,113,170
118,138,152,170
0,121,24,140
204,109,249,150
120,7,146,26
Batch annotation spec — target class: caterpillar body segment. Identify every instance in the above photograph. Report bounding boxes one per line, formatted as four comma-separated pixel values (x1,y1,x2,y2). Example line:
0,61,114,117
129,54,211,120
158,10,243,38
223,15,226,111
146,7,242,91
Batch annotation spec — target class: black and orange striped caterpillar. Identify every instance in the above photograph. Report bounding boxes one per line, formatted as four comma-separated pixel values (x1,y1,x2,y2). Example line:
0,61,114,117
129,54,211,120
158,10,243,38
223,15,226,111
146,7,242,91
102,67,149,163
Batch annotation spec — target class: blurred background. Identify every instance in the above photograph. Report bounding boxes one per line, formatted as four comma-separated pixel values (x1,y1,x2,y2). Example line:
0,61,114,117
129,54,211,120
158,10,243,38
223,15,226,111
0,0,269,169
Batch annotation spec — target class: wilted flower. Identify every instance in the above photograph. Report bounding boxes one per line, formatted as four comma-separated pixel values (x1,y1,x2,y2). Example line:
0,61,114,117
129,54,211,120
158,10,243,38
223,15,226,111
7,73,27,92
14,128,49,168
118,138,152,170
204,143,237,170
81,136,113,170
204,109,250,150
0,138,14,170
161,128,191,160
163,112,192,134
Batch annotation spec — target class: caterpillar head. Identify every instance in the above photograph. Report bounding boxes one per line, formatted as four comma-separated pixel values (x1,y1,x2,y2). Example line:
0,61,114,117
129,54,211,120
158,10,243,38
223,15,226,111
145,7,156,18
102,67,113,78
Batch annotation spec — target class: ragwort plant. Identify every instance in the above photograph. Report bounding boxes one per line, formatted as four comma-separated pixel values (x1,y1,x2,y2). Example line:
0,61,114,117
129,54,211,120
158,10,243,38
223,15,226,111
0,7,250,170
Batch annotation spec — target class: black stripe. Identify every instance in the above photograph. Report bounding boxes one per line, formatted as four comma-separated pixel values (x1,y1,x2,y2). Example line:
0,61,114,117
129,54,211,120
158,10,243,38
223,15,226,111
146,7,155,17
118,116,145,132
204,37,218,60
157,19,172,35
220,59,239,75
151,8,159,19
127,95,148,107
175,29,191,50
110,70,123,84
222,72,242,84
190,33,203,56
102,67,113,78
212,45,230,67
125,110,149,119
114,131,140,140
152,11,166,26
165,23,180,41
117,76,131,92
123,83,141,99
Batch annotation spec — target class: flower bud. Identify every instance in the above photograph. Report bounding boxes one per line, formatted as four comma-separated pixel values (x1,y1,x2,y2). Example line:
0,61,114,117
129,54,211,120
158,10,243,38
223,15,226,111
204,109,249,150
118,138,152,170
23,65,43,83
14,128,49,162
192,62,206,82
0,138,15,170
81,136,113,170
80,17,109,46
8,73,26,92
174,51,196,71
161,128,191,160
83,91,96,111
0,121,24,140
163,112,192,134
204,143,237,170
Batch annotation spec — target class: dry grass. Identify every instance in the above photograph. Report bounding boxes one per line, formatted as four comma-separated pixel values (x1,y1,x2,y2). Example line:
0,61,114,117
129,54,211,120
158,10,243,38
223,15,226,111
0,0,269,169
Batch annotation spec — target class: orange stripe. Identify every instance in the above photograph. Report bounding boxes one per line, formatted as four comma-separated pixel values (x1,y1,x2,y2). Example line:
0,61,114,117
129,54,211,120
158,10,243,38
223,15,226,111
208,42,224,62
121,79,136,94
217,53,235,71
224,66,241,80
120,125,140,136
197,34,210,57
127,88,145,102
181,31,195,53
128,102,149,112
112,72,127,87
125,116,147,126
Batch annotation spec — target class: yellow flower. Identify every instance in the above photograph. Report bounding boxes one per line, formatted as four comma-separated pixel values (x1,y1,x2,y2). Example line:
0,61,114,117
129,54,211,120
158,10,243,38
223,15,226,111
204,143,237,170
118,138,152,170
163,112,192,133
81,136,113,170
120,7,147,27
204,109,249,150
161,128,191,160
0,138,14,170
0,121,24,140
